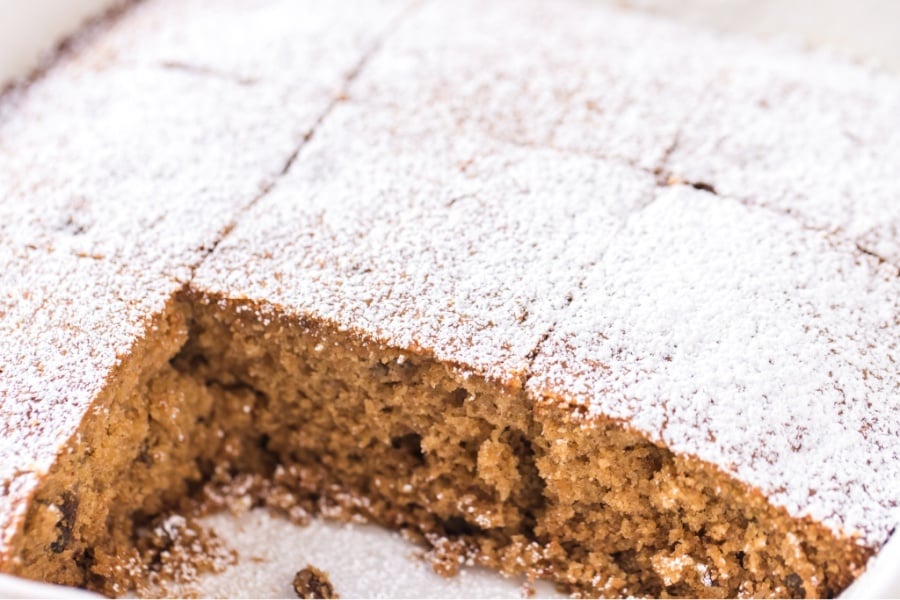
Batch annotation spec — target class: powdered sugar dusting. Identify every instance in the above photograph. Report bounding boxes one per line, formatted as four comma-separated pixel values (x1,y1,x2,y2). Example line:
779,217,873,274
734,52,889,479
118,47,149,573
530,186,900,545
193,101,655,386
665,36,900,266
355,0,900,267
354,0,711,172
0,0,408,557
83,0,405,100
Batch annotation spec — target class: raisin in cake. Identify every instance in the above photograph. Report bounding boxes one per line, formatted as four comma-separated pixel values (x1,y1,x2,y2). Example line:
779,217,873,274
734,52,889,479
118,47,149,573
1,0,898,598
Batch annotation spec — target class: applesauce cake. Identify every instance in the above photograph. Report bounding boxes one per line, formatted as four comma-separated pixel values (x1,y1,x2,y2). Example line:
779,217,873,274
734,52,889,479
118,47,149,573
1,0,898,598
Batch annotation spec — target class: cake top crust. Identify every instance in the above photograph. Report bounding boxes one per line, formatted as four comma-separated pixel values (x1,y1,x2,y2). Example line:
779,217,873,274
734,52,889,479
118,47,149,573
1,0,899,562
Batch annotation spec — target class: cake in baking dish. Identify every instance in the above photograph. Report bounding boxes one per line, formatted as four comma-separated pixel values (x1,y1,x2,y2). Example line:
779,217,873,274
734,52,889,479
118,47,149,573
1,0,898,597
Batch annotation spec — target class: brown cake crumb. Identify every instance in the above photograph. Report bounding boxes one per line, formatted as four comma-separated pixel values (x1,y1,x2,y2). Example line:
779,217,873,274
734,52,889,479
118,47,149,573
293,565,338,599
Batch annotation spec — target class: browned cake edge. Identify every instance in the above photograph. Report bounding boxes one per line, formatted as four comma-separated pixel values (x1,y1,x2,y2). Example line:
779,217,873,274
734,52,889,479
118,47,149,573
0,290,872,598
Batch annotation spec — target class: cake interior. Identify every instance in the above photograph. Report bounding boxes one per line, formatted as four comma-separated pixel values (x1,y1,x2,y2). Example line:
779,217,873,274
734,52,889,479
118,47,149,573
4,293,870,598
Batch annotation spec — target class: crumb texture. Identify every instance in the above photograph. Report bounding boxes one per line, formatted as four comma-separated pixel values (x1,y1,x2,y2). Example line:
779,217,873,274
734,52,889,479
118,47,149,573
293,565,338,599
174,297,869,597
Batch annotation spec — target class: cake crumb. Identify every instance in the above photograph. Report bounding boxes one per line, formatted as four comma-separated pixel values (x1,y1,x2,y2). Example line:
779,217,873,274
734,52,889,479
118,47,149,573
293,565,338,599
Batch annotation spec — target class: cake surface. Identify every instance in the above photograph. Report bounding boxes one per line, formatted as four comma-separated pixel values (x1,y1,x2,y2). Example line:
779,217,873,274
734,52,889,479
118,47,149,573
0,0,898,597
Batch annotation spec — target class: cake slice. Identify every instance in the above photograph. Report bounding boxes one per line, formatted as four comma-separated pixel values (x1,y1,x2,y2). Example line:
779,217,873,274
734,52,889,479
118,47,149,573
1,0,898,597
529,186,900,596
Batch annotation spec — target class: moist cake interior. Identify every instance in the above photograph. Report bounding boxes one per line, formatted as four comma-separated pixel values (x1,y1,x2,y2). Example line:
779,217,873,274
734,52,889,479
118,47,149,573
6,291,868,599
